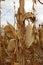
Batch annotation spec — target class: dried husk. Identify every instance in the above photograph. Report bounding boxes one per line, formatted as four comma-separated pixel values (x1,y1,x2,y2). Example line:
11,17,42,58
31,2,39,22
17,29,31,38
25,23,34,48
7,39,16,52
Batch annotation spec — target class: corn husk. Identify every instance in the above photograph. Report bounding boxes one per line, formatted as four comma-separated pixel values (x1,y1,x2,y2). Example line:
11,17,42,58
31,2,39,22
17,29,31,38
7,39,16,52
25,23,34,48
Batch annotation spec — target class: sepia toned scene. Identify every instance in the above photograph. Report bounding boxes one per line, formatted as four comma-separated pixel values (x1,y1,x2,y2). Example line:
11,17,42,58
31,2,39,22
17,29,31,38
0,0,43,65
